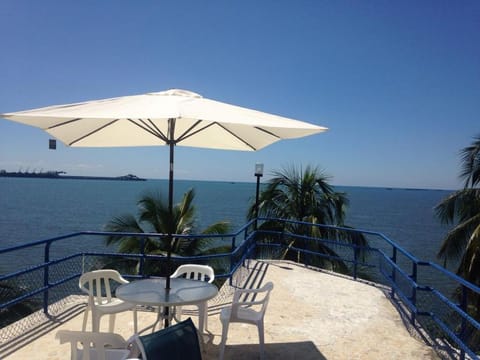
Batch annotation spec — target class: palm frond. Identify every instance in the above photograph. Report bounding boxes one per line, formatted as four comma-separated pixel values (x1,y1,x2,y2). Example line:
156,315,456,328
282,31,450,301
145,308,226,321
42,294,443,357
138,192,170,233
104,214,144,247
174,188,196,234
437,213,480,263
457,224,480,285
436,190,464,225
460,134,480,187
435,189,480,224
201,221,231,235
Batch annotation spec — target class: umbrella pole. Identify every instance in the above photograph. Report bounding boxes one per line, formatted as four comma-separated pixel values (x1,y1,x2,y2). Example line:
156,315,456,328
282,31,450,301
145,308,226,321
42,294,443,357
166,118,176,290
164,119,175,328
166,137,174,291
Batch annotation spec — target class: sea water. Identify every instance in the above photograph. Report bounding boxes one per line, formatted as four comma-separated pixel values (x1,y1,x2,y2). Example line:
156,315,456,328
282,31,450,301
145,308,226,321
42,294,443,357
0,178,452,265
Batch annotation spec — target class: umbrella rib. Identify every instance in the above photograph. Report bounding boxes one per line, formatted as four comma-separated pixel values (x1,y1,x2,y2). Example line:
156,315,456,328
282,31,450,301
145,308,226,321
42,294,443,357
173,121,280,150
146,118,169,141
68,119,120,146
253,126,282,139
215,122,262,150
128,119,168,142
175,120,209,143
47,118,84,129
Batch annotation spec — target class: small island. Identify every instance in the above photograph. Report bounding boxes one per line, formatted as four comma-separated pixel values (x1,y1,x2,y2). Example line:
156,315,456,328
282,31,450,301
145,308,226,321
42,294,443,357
0,170,146,181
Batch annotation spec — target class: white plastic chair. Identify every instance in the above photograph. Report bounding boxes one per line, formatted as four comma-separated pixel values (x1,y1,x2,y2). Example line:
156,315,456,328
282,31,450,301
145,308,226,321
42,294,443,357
79,269,138,333
56,330,135,360
170,264,215,330
218,282,274,360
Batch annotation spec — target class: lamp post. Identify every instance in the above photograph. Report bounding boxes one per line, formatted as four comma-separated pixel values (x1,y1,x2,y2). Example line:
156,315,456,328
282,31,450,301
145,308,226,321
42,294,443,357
254,163,264,229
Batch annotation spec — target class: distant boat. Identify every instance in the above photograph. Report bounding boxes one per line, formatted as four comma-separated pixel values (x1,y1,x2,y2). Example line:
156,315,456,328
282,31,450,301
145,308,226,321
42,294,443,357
115,174,146,181
0,170,146,181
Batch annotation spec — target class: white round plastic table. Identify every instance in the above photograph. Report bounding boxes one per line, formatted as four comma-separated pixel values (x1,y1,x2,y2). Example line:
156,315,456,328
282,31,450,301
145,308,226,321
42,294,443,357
116,277,218,333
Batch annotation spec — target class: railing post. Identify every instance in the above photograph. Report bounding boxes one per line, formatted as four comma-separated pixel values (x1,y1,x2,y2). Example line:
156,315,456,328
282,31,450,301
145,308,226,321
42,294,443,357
353,244,358,280
390,247,397,298
43,241,51,316
459,285,467,360
229,236,237,287
410,262,417,324
139,237,146,278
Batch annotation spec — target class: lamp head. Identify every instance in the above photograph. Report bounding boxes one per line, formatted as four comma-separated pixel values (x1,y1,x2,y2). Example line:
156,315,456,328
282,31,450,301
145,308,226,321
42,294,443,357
255,163,264,177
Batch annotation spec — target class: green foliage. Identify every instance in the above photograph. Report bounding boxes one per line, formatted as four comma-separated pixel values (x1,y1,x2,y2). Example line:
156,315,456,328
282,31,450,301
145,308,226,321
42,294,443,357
436,134,480,282
248,165,368,273
460,134,480,188
104,188,230,276
435,134,480,352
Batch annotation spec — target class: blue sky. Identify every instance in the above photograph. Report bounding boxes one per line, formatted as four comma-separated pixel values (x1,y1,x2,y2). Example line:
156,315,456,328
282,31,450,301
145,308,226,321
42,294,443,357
0,1,478,190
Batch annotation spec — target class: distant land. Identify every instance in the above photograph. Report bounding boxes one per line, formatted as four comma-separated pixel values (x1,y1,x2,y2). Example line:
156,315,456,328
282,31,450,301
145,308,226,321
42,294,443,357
0,170,146,181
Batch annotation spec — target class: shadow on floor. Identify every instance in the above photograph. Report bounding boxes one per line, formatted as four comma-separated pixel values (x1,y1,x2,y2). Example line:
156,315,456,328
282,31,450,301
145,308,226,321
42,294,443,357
203,341,327,360
0,303,85,359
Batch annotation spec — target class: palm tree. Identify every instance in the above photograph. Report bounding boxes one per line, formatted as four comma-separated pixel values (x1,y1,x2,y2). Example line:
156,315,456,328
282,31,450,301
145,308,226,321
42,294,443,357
248,165,368,273
435,135,480,282
435,134,480,352
104,188,231,276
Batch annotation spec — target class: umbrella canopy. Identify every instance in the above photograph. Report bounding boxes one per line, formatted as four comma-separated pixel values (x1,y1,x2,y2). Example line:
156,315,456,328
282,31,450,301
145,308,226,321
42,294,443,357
1,88,327,322
1,89,326,150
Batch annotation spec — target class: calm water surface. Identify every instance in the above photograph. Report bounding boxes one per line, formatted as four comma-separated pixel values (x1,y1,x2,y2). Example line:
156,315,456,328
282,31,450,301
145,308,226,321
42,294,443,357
0,178,452,266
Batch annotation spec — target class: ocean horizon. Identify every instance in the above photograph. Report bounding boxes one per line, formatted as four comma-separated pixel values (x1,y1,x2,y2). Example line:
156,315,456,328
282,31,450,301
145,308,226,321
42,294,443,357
0,177,452,265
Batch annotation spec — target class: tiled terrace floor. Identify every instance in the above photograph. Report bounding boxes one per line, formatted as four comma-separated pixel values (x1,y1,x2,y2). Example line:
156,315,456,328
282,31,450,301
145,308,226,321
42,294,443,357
2,261,439,359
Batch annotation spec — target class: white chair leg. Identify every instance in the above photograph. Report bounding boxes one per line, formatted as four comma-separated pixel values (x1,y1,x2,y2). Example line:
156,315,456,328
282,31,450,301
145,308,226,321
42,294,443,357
196,328,205,354
258,321,265,360
70,343,79,360
219,321,229,360
198,302,207,334
201,302,208,331
92,312,100,332
133,308,138,333
174,306,183,322
81,307,89,331
108,314,116,333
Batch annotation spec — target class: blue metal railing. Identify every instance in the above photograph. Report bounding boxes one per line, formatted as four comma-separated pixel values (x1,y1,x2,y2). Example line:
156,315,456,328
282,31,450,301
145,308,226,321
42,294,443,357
252,218,480,360
0,218,479,359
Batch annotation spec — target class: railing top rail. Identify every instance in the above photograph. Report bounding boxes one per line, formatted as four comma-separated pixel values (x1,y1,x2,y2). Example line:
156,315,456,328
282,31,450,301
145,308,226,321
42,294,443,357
425,261,480,293
2,218,476,295
0,220,256,255
258,217,422,263
259,218,480,294
0,231,86,254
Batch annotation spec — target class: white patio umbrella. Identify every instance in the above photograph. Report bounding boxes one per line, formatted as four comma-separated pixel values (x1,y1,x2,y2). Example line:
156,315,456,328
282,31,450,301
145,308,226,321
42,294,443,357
1,88,327,294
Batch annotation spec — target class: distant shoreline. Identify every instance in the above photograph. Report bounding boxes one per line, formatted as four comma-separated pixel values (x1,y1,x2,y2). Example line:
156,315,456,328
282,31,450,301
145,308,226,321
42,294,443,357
0,170,146,182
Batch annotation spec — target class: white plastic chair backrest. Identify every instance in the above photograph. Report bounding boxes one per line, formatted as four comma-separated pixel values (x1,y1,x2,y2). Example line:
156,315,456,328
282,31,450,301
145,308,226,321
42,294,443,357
79,269,128,304
231,282,274,321
56,330,130,360
171,264,215,283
